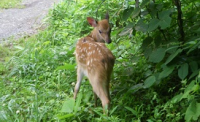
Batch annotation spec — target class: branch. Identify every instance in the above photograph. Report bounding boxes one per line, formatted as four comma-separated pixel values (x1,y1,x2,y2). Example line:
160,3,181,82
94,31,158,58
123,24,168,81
135,0,139,8
158,27,168,42
152,0,168,42
174,0,185,43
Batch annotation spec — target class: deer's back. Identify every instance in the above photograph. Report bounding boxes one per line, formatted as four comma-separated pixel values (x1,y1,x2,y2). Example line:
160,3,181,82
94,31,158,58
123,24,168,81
76,37,115,75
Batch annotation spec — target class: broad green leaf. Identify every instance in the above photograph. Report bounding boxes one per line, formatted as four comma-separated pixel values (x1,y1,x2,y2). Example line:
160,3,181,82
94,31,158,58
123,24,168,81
119,22,134,36
123,7,135,21
144,76,156,88
140,0,150,8
189,70,199,80
159,16,172,29
187,40,200,54
192,84,200,93
170,93,183,103
144,47,152,58
165,49,182,65
132,7,140,18
185,100,200,122
182,80,195,99
154,34,162,47
156,3,163,10
159,66,174,79
189,61,198,72
148,48,166,63
61,98,75,113
178,63,188,80
135,19,148,32
128,83,143,93
141,36,153,49
56,64,75,70
158,10,172,19
148,18,160,31
158,10,172,29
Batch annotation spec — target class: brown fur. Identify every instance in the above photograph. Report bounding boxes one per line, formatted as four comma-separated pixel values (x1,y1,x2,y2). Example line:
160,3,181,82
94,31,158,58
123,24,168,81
74,15,115,112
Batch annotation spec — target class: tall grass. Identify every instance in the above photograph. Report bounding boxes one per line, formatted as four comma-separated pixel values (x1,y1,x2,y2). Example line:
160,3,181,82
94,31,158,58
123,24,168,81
0,0,22,9
0,0,139,121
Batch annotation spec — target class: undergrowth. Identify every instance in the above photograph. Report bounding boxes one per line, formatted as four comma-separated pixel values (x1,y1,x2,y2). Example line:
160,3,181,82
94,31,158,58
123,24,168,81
0,0,22,9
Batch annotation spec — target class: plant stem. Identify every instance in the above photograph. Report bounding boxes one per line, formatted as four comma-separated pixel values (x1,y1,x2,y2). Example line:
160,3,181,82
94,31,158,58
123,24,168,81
174,0,185,43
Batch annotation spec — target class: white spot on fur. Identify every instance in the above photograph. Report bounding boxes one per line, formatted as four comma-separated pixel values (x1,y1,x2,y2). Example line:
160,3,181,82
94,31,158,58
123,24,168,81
87,61,90,66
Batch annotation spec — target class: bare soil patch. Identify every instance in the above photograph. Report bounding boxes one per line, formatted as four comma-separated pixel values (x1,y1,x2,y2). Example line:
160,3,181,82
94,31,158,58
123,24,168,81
0,0,60,42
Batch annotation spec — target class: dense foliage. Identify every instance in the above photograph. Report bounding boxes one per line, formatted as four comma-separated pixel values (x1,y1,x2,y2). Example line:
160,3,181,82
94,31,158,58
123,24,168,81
0,0,200,121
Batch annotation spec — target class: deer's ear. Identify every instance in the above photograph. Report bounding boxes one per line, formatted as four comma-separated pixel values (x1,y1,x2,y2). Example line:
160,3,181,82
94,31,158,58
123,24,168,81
105,13,109,20
87,17,97,27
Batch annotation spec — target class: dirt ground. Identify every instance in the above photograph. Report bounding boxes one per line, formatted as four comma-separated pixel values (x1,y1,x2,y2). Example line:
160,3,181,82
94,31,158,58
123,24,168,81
0,0,60,42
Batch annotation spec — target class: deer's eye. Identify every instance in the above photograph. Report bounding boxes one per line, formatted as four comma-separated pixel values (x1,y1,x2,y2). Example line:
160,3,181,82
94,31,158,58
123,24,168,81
99,30,102,34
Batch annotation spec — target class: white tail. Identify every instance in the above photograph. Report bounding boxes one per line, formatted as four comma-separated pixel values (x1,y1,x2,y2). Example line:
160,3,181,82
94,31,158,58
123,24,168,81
74,14,115,112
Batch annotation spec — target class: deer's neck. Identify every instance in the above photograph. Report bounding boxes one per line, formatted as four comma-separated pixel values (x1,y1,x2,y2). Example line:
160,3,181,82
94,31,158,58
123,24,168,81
88,30,98,42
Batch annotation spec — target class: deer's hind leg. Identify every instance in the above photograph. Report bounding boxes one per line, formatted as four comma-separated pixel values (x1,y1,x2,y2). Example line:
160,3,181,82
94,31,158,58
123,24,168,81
88,74,110,110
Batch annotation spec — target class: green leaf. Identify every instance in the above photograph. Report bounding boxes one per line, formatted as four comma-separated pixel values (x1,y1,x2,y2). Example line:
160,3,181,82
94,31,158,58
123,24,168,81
189,61,198,72
148,18,160,31
14,46,24,50
123,7,135,21
165,49,182,65
148,48,166,63
132,7,140,18
158,10,172,19
56,64,75,70
144,76,156,88
119,22,134,36
182,80,195,99
110,106,118,115
154,34,162,47
158,10,172,29
74,93,82,113
135,19,148,32
178,63,189,80
187,40,200,54
189,70,199,80
140,0,150,8
141,36,153,49
61,98,75,113
170,93,183,103
185,100,200,122
128,83,143,93
159,66,174,79
125,106,138,116
144,47,152,58
57,114,74,119
159,16,172,29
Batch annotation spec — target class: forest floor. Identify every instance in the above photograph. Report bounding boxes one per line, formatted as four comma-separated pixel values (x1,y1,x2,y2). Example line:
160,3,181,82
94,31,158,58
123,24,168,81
0,0,60,42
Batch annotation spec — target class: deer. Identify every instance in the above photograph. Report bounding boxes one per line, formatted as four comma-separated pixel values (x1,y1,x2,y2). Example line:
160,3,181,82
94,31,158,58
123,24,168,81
74,13,115,113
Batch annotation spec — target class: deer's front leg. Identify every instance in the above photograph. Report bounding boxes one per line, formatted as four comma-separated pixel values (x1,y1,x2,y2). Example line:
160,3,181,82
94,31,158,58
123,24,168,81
74,66,84,99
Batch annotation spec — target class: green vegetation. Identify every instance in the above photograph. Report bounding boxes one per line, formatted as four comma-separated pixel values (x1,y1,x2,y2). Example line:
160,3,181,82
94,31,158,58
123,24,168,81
0,0,22,9
1,0,200,121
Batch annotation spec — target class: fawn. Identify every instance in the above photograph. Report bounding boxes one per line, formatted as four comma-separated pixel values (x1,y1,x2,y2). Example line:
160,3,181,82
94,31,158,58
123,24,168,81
74,13,115,112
